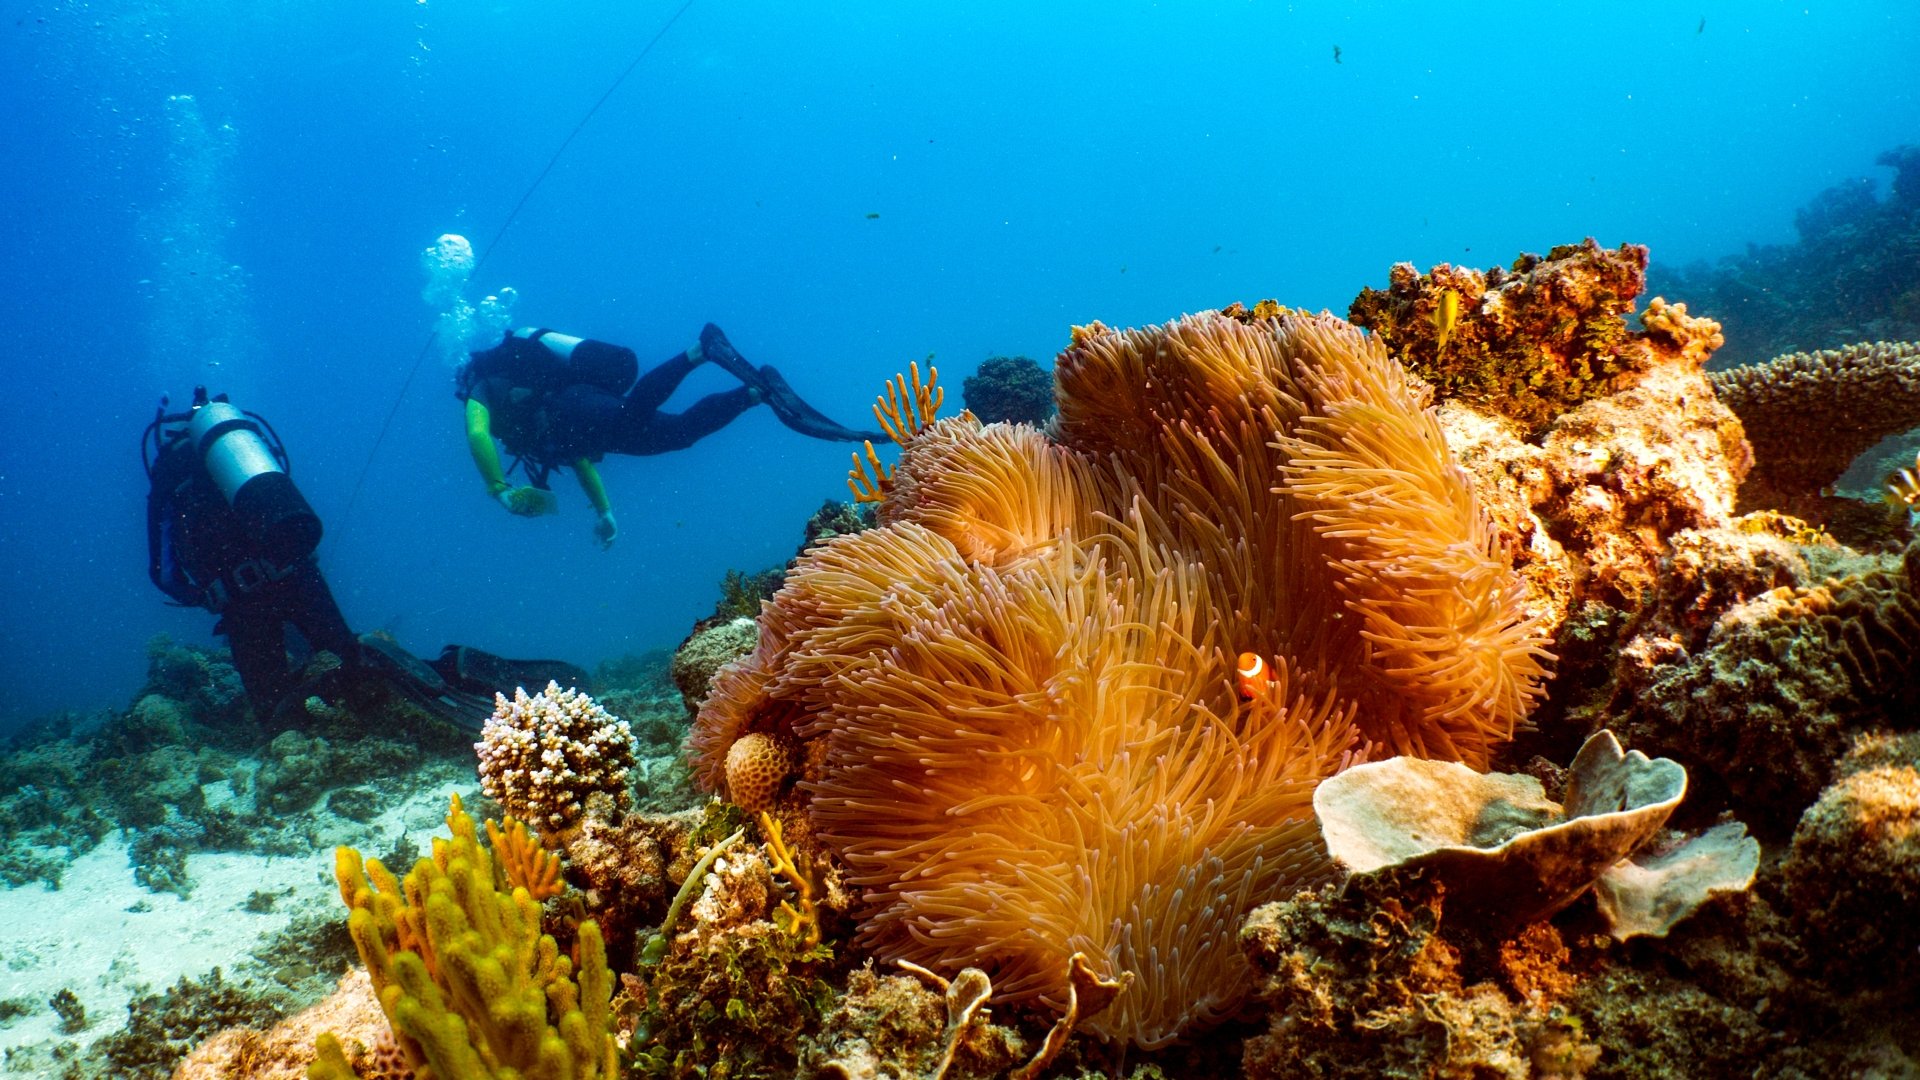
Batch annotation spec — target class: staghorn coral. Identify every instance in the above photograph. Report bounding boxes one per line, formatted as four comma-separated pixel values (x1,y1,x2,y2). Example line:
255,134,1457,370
692,308,1550,1047
1347,238,1653,433
1706,340,1920,509
476,681,634,836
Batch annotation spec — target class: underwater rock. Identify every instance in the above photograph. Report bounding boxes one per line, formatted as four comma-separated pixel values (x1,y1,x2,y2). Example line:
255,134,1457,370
960,355,1055,425
172,968,398,1080
1783,731,1920,989
797,963,1025,1080
1316,731,1756,938
254,730,334,815
1239,873,1599,1080
668,615,757,716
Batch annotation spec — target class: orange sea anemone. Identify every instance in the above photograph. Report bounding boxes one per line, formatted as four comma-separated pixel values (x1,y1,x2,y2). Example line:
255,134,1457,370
691,307,1551,1047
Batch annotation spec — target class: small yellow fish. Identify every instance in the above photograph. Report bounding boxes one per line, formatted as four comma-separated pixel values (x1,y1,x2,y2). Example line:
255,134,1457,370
1430,287,1460,352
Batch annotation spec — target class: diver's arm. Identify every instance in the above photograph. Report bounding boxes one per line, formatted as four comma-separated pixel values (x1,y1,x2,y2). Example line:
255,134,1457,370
575,458,618,549
465,398,511,498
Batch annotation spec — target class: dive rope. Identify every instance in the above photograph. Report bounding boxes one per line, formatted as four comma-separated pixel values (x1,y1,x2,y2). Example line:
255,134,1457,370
339,0,699,530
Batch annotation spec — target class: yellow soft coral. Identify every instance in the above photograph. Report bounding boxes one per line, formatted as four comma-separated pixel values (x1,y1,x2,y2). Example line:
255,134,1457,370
324,794,618,1080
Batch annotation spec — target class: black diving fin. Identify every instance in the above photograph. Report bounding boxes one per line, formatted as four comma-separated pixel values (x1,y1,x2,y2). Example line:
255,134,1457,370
356,634,495,734
431,644,590,700
699,323,887,444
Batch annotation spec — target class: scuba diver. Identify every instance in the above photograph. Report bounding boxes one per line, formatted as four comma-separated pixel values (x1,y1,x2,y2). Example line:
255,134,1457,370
144,388,586,729
457,323,885,547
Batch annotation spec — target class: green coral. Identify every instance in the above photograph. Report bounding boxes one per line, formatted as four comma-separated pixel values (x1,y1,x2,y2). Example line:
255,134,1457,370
322,793,618,1080
1349,238,1651,433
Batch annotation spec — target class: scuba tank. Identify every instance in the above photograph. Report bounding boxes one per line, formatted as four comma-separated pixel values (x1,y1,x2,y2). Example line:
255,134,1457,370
186,398,322,564
143,388,322,606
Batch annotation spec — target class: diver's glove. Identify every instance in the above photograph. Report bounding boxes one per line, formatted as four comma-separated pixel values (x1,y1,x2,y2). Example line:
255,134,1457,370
593,510,619,549
496,485,558,517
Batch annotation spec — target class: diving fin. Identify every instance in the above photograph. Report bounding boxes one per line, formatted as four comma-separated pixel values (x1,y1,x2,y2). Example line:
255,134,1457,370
356,633,495,734
753,364,889,443
433,644,591,699
699,323,887,443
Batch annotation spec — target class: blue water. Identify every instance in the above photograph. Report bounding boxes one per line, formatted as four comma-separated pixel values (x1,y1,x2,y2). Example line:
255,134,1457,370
2,0,1916,730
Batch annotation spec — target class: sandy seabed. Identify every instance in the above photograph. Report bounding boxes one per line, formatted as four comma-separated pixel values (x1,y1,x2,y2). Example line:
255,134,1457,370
0,769,467,1064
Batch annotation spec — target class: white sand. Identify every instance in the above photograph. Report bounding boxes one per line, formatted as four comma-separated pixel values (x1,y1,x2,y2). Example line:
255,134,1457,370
0,767,469,1064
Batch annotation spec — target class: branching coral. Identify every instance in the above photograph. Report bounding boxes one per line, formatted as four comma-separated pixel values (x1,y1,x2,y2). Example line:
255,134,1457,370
484,816,564,903
1706,340,1920,507
323,794,618,1079
476,682,634,836
691,308,1550,1047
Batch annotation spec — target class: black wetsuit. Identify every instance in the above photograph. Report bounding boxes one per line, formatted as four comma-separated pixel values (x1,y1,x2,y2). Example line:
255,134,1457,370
147,441,357,718
458,331,758,472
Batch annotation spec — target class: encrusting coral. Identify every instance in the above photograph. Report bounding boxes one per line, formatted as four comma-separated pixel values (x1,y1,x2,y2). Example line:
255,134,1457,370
1706,339,1920,509
476,681,634,836
318,793,619,1080
1347,238,1659,434
691,307,1551,1047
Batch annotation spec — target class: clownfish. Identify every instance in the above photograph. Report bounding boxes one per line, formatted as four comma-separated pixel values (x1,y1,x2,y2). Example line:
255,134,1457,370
1236,651,1274,699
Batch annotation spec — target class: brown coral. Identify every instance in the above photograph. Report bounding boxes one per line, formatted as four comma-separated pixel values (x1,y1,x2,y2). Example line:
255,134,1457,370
724,732,791,812
1707,340,1920,508
1603,540,1920,825
1348,238,1656,433
691,308,1550,1047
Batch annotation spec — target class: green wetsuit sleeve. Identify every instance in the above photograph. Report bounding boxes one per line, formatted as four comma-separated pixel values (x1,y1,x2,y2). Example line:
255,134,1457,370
574,459,612,515
466,398,510,495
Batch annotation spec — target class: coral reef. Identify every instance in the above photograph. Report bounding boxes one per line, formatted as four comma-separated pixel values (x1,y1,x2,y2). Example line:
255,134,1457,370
960,355,1055,425
668,616,757,717
1239,872,1598,1080
1652,144,1920,366
1595,539,1920,827
1782,731,1920,989
796,963,1026,1080
1705,339,1920,509
475,681,634,836
91,969,288,1080
693,309,1550,1047
629,809,841,1079
174,969,399,1080
1347,239,1656,433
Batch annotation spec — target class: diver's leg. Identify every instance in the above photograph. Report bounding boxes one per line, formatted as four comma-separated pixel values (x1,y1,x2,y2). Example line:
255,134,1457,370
222,606,296,719
623,350,704,414
627,386,760,453
283,561,358,669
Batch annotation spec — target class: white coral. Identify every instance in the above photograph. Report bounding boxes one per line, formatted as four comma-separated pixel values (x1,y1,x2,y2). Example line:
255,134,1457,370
476,681,634,834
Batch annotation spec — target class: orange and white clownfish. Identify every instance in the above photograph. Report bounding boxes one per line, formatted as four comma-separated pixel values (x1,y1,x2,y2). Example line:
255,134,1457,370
1236,651,1274,699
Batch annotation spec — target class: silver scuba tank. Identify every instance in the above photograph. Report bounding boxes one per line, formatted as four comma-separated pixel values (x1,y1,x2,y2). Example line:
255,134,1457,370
187,400,322,564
